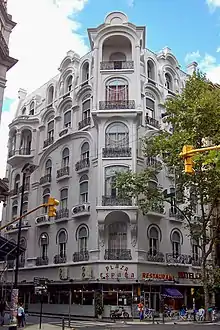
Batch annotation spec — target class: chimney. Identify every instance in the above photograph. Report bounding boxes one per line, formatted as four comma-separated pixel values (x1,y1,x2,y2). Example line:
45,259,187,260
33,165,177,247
187,62,198,75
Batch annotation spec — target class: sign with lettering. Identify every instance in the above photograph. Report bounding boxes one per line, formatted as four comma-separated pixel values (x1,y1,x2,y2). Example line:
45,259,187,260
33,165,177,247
142,272,174,281
178,272,201,280
100,265,135,280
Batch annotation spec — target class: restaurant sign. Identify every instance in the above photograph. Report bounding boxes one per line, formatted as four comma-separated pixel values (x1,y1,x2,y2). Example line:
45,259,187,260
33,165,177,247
178,272,201,280
100,265,135,280
142,272,174,281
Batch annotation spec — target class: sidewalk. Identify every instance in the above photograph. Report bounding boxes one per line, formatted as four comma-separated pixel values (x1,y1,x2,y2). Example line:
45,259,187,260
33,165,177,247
26,324,60,330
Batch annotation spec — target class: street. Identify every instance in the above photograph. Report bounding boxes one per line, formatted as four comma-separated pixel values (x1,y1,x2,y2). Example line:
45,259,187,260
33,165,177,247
24,315,220,329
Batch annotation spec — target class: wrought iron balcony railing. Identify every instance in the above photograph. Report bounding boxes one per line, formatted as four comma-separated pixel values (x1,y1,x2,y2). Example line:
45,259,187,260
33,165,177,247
19,148,31,155
75,158,90,172
43,137,54,148
57,166,69,178
36,257,49,266
104,249,132,260
19,183,30,193
73,251,89,262
55,209,69,220
102,147,131,158
100,61,134,70
78,117,91,130
166,253,192,265
54,255,66,264
99,100,135,110
145,115,160,129
40,174,51,185
102,196,132,206
146,251,165,263
192,257,202,266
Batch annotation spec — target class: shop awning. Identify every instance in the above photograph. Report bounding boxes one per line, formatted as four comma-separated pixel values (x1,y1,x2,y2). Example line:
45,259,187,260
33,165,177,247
162,288,183,299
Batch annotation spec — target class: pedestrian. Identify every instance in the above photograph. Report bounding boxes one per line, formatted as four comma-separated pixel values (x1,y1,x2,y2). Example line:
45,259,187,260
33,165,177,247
138,301,144,321
17,303,25,328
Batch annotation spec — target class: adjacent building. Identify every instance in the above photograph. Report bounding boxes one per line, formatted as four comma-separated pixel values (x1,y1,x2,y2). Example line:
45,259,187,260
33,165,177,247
1,12,201,317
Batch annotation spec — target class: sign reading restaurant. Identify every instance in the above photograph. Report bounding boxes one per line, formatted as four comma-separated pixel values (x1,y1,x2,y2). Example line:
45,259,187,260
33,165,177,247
100,265,135,280
142,272,174,281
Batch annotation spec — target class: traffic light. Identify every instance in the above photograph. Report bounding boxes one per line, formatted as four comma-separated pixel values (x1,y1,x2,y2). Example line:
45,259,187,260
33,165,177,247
47,197,59,217
181,145,195,174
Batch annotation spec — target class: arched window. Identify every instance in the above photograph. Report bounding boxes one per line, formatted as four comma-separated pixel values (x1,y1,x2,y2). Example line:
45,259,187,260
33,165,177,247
81,142,89,160
82,99,90,120
108,222,127,251
145,92,156,119
105,122,129,148
19,238,26,267
57,230,67,258
60,188,68,210
106,78,128,102
82,62,89,82
12,200,18,220
20,129,32,155
29,102,34,115
192,239,200,262
165,73,173,91
43,188,50,214
171,231,181,257
77,226,88,252
14,174,20,194
64,110,71,128
22,195,28,217
147,60,155,82
149,227,159,256
79,174,88,203
66,75,72,93
22,107,26,115
48,86,54,104
105,166,128,197
62,148,69,167
45,159,52,177
40,233,49,260
47,118,54,142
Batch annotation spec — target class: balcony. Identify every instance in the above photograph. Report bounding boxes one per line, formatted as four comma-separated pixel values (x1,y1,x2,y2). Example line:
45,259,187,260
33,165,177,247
146,156,161,170
54,255,66,264
0,31,9,57
43,137,54,148
145,115,160,129
55,208,69,221
19,148,31,155
146,251,165,263
102,147,131,158
73,251,89,262
78,117,91,130
192,257,202,267
147,203,164,219
57,166,70,180
36,257,49,266
169,208,184,221
72,203,90,218
35,215,50,226
104,249,132,260
100,61,134,71
75,158,90,173
40,174,51,186
102,196,132,206
166,253,192,265
8,148,34,167
99,100,135,110
10,188,18,197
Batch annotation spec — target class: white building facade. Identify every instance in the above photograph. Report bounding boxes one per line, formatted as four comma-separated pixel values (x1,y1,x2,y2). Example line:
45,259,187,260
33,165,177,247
2,12,201,317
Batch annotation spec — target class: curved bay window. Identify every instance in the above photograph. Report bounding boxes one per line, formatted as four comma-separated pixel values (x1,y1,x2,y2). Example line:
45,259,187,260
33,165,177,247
105,122,129,148
106,78,128,102
79,174,88,203
149,227,159,256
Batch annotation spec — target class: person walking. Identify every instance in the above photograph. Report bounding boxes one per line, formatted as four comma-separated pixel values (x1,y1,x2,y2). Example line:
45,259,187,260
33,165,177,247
17,303,25,328
138,301,144,321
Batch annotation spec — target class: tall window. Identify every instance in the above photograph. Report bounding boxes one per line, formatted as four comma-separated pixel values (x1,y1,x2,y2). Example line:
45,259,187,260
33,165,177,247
47,119,54,141
20,129,32,154
14,174,20,193
29,102,34,115
45,159,52,177
62,148,69,167
82,62,89,82
19,238,26,266
105,166,128,197
106,78,128,102
64,110,71,127
10,133,16,153
66,75,72,92
79,174,88,203
171,231,181,257
12,200,18,219
43,188,50,214
48,86,54,104
40,233,49,260
22,196,28,217
108,222,127,250
165,73,173,91
192,240,199,261
60,188,68,210
82,99,90,120
81,142,89,160
77,226,88,252
24,175,30,191
147,60,155,81
105,122,129,148
57,230,67,258
149,227,159,256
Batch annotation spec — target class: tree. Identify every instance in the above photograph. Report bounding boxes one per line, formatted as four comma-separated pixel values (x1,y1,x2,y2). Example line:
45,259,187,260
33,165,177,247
116,72,220,315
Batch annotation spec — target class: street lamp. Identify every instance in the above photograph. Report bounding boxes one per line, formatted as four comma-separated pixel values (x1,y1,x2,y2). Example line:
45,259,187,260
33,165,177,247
14,163,37,287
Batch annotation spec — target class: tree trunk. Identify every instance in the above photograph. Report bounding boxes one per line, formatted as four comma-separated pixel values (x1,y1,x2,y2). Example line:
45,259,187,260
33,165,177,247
204,283,210,321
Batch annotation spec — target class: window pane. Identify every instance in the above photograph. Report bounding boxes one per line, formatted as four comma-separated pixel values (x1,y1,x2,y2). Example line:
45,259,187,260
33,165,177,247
83,100,90,111
78,227,87,238
61,189,68,199
80,182,88,194
64,111,71,124
146,98,155,110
